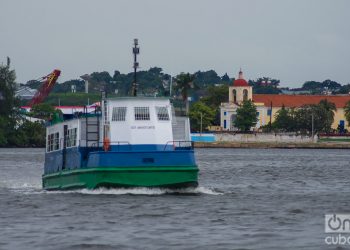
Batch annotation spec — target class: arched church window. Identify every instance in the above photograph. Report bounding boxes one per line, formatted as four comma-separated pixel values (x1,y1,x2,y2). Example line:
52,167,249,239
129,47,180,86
243,89,248,101
233,89,237,103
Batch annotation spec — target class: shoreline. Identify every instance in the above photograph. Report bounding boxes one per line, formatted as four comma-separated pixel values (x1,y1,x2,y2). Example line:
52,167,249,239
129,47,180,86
2,142,350,150
194,142,350,149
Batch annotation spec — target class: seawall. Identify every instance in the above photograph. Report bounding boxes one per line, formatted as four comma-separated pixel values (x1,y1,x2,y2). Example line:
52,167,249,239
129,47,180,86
194,141,350,149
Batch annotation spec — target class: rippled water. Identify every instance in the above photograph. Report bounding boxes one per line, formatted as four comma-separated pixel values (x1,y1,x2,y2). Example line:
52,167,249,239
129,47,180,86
0,148,349,250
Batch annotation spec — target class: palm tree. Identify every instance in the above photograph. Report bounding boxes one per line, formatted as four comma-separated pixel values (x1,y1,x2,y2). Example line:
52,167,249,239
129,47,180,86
319,99,336,132
344,101,350,126
320,99,336,111
174,73,195,115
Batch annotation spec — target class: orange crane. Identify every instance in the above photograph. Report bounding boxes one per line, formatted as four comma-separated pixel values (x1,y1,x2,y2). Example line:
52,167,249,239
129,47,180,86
29,69,61,107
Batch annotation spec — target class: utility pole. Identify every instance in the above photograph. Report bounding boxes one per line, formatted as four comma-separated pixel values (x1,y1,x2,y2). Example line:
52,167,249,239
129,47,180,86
269,101,273,132
311,112,314,141
85,79,89,94
200,112,203,135
169,75,173,97
132,39,140,97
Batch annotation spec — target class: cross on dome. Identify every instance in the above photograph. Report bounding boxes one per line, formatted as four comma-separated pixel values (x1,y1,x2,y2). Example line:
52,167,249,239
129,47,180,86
239,68,243,79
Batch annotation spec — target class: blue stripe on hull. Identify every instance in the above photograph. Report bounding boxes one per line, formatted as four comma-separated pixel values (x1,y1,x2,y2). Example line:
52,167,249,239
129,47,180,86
87,150,196,168
44,144,197,175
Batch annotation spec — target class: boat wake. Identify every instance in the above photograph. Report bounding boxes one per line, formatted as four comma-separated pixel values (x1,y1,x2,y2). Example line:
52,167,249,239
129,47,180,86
1,178,223,196
5,182,222,196
0,180,41,193
77,186,223,195
43,186,223,196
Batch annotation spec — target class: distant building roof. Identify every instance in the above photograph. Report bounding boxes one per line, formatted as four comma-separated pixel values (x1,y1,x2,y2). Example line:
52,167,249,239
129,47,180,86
15,86,37,100
281,89,312,95
253,94,350,108
21,106,98,115
233,69,249,87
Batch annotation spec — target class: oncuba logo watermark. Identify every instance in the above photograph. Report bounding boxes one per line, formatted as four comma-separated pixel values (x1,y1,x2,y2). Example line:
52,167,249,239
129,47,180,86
325,214,350,245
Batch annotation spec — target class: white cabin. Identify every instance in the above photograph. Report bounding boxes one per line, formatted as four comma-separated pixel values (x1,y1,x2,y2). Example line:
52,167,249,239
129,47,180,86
45,97,191,153
103,97,174,145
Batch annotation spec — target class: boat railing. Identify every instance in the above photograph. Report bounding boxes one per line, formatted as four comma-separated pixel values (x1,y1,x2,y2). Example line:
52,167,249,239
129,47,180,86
110,141,132,152
87,140,194,151
164,140,194,150
89,141,132,152
86,141,101,150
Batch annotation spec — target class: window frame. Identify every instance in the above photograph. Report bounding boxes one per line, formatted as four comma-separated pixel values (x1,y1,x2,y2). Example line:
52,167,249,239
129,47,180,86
47,132,60,152
134,107,150,121
112,107,127,122
65,128,77,148
155,106,170,121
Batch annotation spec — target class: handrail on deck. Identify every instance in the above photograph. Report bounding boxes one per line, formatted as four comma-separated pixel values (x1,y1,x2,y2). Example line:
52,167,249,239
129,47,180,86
47,138,194,153
90,141,132,152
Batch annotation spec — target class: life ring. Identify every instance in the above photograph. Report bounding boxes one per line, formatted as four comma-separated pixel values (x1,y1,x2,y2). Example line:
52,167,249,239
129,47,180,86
103,137,110,151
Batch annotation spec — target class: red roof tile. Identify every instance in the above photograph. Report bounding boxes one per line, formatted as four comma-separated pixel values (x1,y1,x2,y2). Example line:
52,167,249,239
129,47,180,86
253,94,350,108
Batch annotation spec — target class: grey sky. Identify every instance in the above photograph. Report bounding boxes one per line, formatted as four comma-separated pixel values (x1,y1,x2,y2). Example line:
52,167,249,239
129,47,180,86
1,0,349,87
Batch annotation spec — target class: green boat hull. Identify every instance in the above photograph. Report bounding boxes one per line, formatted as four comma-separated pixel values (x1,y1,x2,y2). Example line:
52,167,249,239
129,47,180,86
42,166,199,190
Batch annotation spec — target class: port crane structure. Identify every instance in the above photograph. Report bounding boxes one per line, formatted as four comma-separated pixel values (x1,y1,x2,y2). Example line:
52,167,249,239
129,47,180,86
29,69,61,107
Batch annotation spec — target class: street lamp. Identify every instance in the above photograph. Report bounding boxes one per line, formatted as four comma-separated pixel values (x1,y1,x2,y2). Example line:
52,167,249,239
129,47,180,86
169,75,173,97
200,112,203,135
132,39,140,97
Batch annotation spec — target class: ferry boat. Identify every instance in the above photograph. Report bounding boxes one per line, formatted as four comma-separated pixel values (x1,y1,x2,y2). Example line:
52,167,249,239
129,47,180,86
42,95,199,190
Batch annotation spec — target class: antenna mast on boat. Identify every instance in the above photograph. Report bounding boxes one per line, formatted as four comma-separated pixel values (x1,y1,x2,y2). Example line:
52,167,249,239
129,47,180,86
132,38,140,96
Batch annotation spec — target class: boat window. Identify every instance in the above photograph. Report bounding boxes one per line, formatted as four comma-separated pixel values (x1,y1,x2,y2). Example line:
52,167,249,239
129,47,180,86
47,134,53,152
112,107,127,121
134,107,150,120
66,128,77,147
54,132,60,150
156,106,169,121
47,132,60,152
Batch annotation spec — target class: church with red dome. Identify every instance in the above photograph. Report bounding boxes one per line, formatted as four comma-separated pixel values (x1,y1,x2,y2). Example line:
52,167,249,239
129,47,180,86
220,70,350,131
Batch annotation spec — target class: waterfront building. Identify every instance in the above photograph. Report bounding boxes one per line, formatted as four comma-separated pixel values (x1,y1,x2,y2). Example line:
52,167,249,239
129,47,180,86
15,86,37,100
21,104,99,120
220,70,350,131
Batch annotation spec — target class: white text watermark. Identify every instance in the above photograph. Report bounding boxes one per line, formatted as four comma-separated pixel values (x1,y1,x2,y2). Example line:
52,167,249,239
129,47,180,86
325,214,350,245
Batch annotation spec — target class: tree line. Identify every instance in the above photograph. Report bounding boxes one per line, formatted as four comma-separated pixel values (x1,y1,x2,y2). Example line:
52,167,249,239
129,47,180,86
0,65,48,147
24,68,234,97
21,67,350,109
271,100,350,134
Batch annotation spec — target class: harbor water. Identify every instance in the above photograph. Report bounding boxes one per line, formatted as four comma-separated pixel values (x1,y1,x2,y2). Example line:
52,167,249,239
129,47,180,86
0,148,349,250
